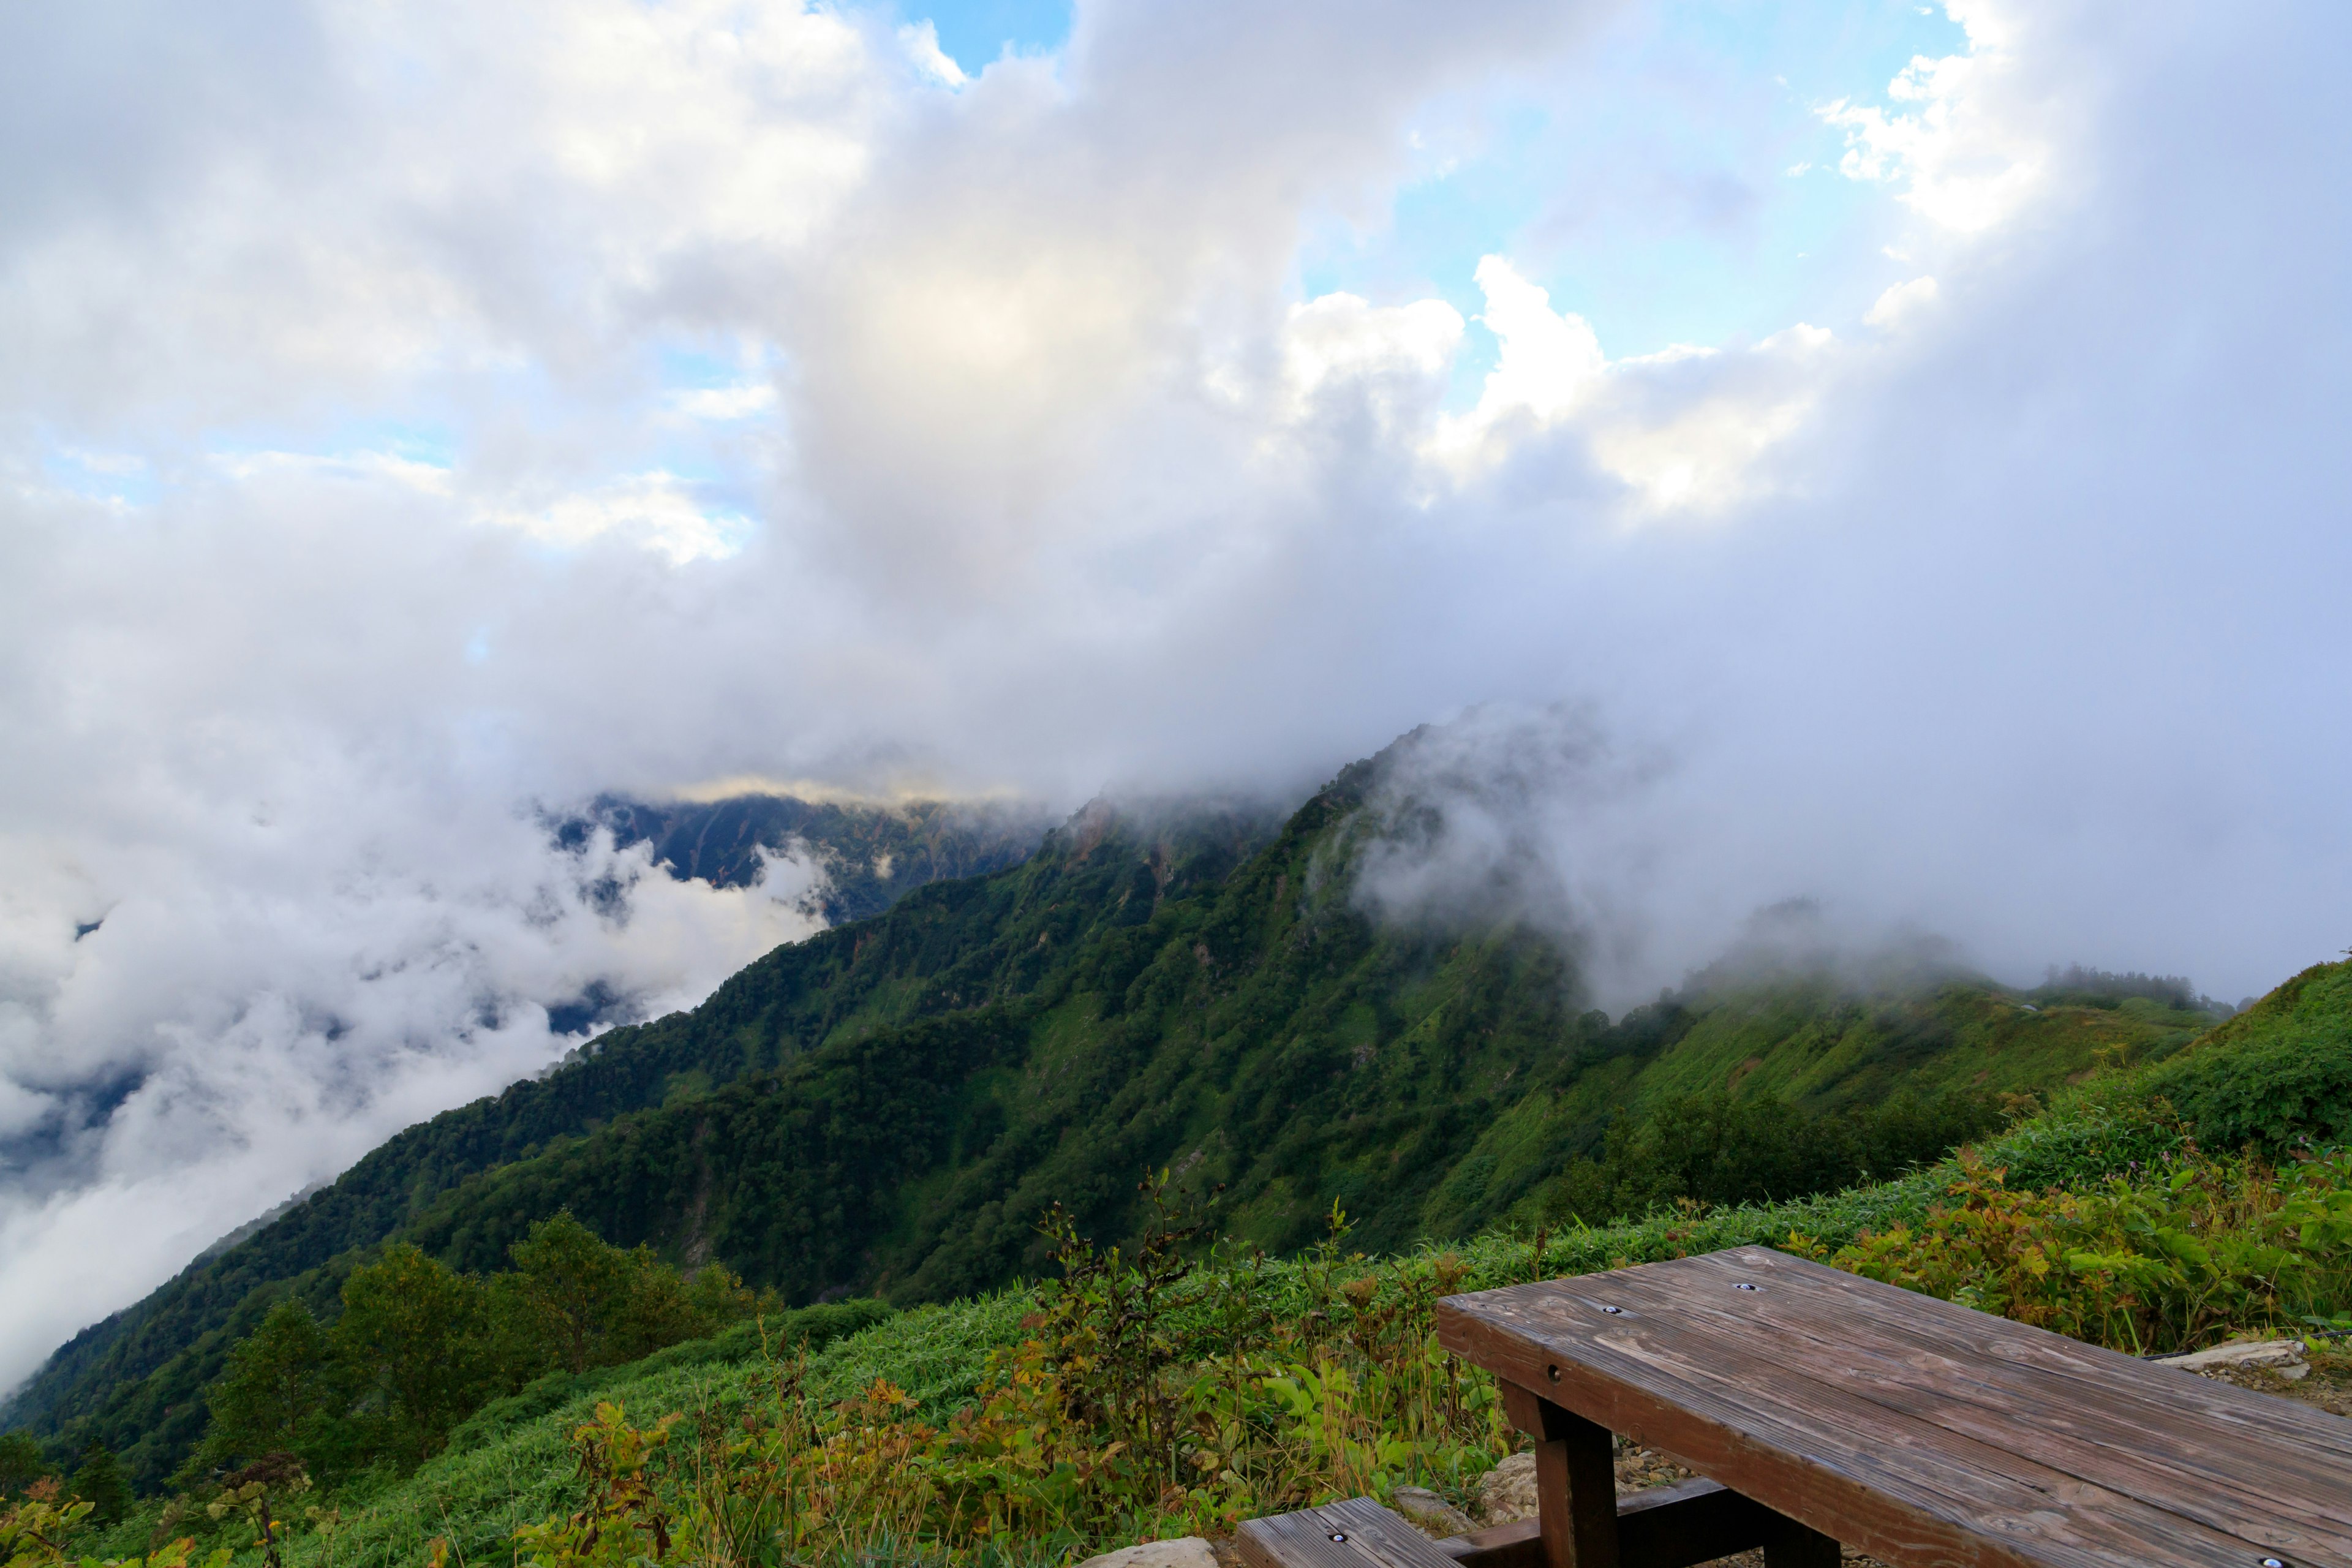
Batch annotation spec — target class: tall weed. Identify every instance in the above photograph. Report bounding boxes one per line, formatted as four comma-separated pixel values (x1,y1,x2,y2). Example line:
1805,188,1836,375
1812,1144,2352,1353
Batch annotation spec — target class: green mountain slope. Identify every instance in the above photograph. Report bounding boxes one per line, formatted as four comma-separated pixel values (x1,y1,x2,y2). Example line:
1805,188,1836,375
6,735,2229,1490
2130,954,2352,1147
0,791,1119,1459
0,796,1282,1482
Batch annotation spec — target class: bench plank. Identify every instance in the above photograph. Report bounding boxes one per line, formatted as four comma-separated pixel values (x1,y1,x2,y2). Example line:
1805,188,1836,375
1434,1515,1544,1568
1465,1322,2292,1566
1247,1482,1787,1568
1617,1247,2352,1554
1508,1371,2247,1568
1238,1497,1464,1568
1725,1246,2352,1462
1438,1246,2352,1568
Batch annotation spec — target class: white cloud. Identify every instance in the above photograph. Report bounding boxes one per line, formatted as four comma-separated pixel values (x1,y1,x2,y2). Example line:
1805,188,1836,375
897,20,969,87
209,449,455,494
666,382,780,421
1428,258,1829,513
1280,291,1463,428
0,813,825,1383
4,0,2352,1392
0,0,884,427
1588,325,1834,514
1864,274,1940,329
1819,0,2049,235
482,472,753,564
54,448,146,478
1457,256,1609,427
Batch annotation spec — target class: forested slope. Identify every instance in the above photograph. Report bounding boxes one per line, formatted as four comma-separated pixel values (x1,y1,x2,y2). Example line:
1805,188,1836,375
4,736,2230,1490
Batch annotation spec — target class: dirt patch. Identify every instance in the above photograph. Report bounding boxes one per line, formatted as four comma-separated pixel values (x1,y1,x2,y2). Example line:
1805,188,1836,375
2187,1344,2352,1420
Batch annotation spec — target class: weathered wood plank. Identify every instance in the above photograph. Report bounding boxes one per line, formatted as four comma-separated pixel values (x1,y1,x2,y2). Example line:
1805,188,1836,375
1504,1382,1620,1568
1439,1251,2351,1568
1436,1515,1544,1568
1239,1497,1463,1568
1675,1250,2352,1542
1457,1313,2242,1566
1272,1482,1776,1568
1678,1245,2352,1466
1596,1247,2352,1558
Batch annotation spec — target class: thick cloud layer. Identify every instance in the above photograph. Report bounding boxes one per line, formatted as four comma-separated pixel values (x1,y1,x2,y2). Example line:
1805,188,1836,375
2,0,2348,1385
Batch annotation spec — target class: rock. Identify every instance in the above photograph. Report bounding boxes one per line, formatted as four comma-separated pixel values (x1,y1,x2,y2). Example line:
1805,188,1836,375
2156,1338,2310,1378
1479,1452,1539,1521
1392,1486,1476,1536
1077,1539,1219,1568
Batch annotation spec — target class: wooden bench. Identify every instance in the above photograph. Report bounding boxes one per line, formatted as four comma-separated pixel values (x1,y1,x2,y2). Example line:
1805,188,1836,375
1236,1477,1809,1568
1239,1245,2352,1568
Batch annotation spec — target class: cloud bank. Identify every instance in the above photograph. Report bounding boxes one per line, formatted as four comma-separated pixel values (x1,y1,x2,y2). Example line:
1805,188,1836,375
2,0,2348,1384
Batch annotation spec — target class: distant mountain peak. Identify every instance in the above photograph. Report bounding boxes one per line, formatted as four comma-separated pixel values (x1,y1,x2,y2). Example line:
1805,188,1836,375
557,791,1058,925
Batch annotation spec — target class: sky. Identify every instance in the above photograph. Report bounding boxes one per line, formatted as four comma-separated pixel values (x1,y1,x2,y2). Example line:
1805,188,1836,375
2,0,2349,1391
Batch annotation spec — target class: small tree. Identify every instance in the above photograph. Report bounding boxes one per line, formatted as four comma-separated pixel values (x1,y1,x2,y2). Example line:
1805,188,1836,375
194,1300,336,1479
329,1245,488,1471
497,1213,641,1377
491,1212,734,1385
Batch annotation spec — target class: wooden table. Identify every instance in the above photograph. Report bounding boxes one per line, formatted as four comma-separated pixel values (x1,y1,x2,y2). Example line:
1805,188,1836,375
1434,1245,2352,1568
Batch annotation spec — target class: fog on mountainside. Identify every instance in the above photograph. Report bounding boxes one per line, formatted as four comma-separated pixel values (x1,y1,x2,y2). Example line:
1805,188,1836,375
570,793,1057,924
2,722,2255,1489
3,0,2350,1423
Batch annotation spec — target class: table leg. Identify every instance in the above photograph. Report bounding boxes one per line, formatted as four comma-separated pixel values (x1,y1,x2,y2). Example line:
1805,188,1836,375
1501,1382,1619,1568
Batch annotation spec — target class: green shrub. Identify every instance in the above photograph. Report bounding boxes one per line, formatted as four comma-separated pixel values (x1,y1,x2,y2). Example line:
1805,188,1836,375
1822,1145,2352,1354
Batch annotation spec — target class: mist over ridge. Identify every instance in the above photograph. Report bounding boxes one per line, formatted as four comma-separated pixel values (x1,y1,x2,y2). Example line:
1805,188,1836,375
7,733,2259,1485
3,0,2349,1411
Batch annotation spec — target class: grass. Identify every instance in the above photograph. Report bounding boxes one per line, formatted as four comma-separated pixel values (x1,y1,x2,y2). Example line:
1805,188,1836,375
63,1104,2195,1567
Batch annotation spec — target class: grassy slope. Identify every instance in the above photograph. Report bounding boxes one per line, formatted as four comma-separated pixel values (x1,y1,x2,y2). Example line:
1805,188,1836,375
72,952,2351,1566
1403,978,2213,1242
136,1099,2192,1568
2132,957,2352,1146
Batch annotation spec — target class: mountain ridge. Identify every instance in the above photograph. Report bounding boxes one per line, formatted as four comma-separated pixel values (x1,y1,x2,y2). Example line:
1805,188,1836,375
570,791,1056,923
